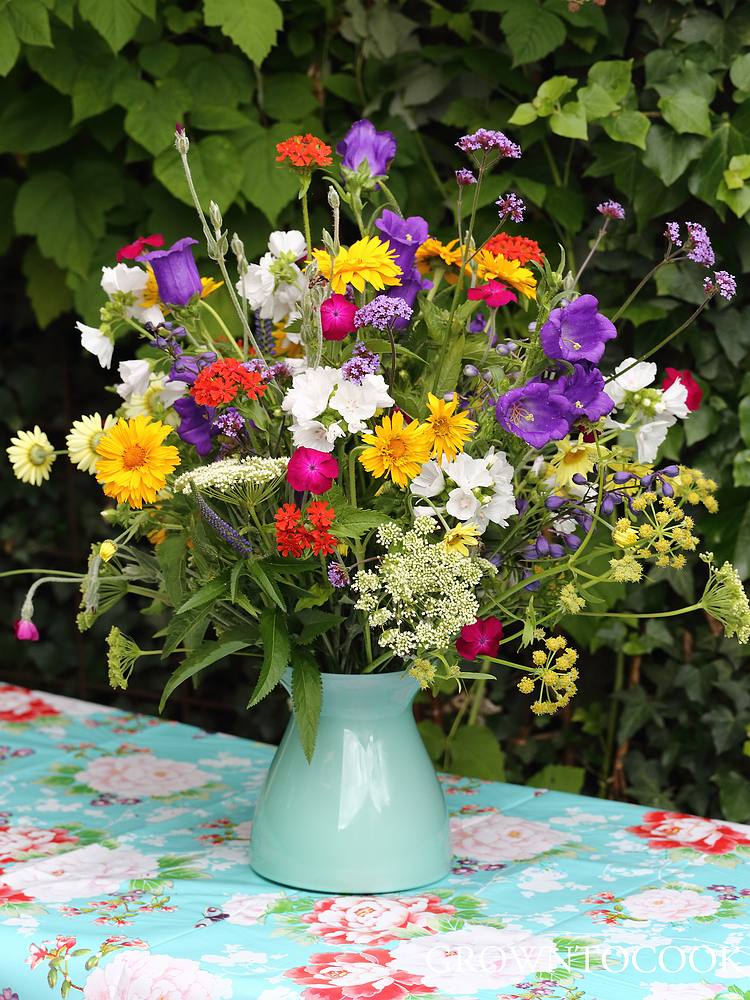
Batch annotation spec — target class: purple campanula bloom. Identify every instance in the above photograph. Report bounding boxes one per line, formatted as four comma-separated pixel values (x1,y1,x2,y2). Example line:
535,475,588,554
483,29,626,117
337,119,397,176
374,209,429,273
539,294,616,365
169,351,217,385
173,396,215,456
138,237,202,306
386,267,431,327
496,381,574,448
468,311,487,333
551,363,614,422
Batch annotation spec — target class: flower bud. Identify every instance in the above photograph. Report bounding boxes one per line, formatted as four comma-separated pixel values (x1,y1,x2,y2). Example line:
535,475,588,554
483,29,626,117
174,125,189,156
209,200,223,231
327,187,340,211
463,364,479,378
99,540,118,562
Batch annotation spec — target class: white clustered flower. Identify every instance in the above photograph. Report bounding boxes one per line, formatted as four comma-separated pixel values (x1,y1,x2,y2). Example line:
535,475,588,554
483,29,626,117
606,357,690,463
353,518,495,658
173,457,289,498
411,447,517,533
236,230,306,323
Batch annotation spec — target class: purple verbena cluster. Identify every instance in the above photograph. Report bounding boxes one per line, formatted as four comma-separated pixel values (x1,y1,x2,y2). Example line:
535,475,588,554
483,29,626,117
703,270,737,301
354,295,413,331
455,129,521,158
664,221,681,245
455,169,477,186
341,342,381,384
327,562,350,588
596,200,625,220
684,222,715,266
213,408,245,437
496,193,525,223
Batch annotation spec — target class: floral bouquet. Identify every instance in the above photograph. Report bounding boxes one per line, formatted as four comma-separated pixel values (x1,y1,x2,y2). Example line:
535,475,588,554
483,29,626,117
7,119,750,760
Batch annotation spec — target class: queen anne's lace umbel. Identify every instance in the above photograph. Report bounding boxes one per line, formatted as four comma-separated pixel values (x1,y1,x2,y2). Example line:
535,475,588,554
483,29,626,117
173,457,288,496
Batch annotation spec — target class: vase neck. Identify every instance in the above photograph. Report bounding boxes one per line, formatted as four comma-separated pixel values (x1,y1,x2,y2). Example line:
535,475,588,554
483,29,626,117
282,669,418,719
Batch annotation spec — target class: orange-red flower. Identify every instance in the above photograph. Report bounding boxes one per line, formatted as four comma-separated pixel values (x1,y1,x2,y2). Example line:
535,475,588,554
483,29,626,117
484,233,544,266
274,501,339,558
191,359,267,407
306,500,336,529
276,134,332,169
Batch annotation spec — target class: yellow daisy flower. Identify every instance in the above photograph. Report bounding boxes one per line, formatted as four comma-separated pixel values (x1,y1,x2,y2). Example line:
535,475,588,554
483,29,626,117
96,415,180,509
548,437,599,488
475,251,537,299
200,276,224,298
313,236,402,293
415,237,462,275
359,410,432,488
140,266,160,310
444,523,481,557
66,413,117,475
272,320,304,358
6,426,56,486
425,392,476,461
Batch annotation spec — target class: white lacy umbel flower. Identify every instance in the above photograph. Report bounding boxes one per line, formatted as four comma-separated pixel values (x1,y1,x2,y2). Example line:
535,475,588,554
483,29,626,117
77,322,114,369
173,456,288,505
100,262,164,326
122,375,186,418
281,366,340,423
329,374,394,433
66,414,117,475
291,419,345,453
236,230,306,323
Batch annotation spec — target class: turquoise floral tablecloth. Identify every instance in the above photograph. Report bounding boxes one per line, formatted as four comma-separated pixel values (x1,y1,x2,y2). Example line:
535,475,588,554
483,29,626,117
1,683,749,1000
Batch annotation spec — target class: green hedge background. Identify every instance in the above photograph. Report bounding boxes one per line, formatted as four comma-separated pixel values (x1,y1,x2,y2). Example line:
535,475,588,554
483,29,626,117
2,0,749,819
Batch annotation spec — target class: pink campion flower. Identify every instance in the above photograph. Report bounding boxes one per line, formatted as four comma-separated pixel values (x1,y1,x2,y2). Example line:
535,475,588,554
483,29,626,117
116,233,164,262
662,368,703,412
320,294,357,341
468,281,518,309
14,619,39,642
455,616,504,660
286,448,340,494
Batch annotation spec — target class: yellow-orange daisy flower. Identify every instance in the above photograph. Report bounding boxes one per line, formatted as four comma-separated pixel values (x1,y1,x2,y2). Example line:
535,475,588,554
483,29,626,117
444,523,481,557
415,238,462,276
200,276,224,298
475,251,537,299
96,415,180,509
425,392,476,461
313,236,402,293
359,411,432,488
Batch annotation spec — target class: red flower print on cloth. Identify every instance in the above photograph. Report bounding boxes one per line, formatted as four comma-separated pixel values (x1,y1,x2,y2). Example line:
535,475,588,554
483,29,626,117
285,949,436,1000
300,894,456,946
0,881,33,907
627,810,750,855
0,685,60,724
0,824,79,864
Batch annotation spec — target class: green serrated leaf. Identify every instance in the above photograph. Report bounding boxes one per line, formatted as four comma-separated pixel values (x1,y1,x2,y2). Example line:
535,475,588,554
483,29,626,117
175,572,228,614
78,0,143,52
292,653,322,763
246,559,286,611
448,725,505,781
203,0,283,65
248,609,290,706
159,637,250,712
501,4,565,67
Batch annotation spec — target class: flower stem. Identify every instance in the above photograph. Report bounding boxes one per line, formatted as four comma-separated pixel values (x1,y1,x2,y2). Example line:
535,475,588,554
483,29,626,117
300,188,313,258
573,219,609,287
611,259,668,324
198,300,244,359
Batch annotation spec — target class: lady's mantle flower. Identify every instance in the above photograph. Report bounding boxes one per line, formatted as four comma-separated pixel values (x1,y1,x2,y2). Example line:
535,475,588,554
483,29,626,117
456,129,521,158
286,448,339,494
96,416,180,509
337,119,397,177
596,200,625,220
703,270,737,301
425,392,476,461
321,294,358,341
354,295,413,331
359,411,432,488
455,616,504,660
138,237,202,307
661,369,702,412
275,133,332,169
701,554,750,644
106,626,144,690
314,237,402,294
7,426,56,486
236,230,306,323
496,382,574,449
540,294,617,364
496,193,525,223
66,414,117,475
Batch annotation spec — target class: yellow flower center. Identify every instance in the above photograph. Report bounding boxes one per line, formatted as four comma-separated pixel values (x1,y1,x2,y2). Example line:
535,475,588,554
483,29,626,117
123,444,147,469
29,445,51,466
431,417,451,437
386,438,407,459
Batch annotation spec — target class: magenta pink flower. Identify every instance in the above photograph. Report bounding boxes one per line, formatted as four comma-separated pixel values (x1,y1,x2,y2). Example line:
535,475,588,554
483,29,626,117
14,619,39,642
455,616,504,660
286,448,339,494
320,294,357,341
468,281,517,309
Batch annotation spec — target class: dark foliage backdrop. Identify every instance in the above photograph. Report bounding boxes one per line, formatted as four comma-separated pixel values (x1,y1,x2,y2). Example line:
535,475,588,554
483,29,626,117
1,0,749,818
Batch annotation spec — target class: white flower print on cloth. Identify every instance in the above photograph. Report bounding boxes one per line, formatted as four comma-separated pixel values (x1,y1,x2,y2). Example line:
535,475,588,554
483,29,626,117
390,926,560,993
3,844,159,903
0,685,60,724
450,811,574,862
76,754,212,797
643,985,724,1000
222,892,284,926
0,823,79,864
299,893,456,946
623,888,720,922
83,951,233,1000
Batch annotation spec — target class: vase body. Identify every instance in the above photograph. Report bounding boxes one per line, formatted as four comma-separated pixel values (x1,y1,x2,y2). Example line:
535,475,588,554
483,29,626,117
250,670,451,893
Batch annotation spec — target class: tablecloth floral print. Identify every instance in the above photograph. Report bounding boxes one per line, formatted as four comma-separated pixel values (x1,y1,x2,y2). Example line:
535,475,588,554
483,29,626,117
0,682,749,999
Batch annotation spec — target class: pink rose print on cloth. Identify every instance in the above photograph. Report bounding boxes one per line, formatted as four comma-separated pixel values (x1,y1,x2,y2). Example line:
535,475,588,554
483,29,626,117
76,753,212,798
0,823,79,864
622,888,720,922
450,811,572,862
390,927,560,994
83,951,233,999
285,948,436,1000
0,685,60,724
628,810,750,855
2,844,159,903
300,894,456,946
221,891,284,925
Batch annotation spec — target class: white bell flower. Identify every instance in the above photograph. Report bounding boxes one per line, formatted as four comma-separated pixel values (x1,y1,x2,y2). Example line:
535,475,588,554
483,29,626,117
446,487,481,521
328,374,394,433
100,263,164,326
291,419,345,453
442,452,493,491
410,461,445,499
77,322,113,369
116,359,151,400
236,230,306,323
281,367,340,423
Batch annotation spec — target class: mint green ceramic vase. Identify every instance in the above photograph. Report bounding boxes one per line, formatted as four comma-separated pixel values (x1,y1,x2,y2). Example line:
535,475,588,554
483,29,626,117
250,669,451,893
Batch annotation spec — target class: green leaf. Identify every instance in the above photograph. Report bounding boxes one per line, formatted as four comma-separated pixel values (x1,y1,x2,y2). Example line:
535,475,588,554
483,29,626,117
295,583,333,611
739,398,750,448
733,449,750,488
175,573,228,614
236,123,299,225
160,604,211,659
716,771,750,823
659,92,712,137
262,72,318,120
332,507,390,540
78,0,143,53
0,11,21,76
160,638,251,711
534,75,576,113
154,134,244,212
123,79,191,155
528,764,585,794
0,178,16,254
245,558,286,611
544,186,583,232
601,110,650,150
731,53,750,92
22,245,73,329
448,725,505,781
549,100,587,140
156,534,187,607
292,654,322,763
577,83,619,121
0,88,73,154
7,0,51,46
588,59,633,103
203,0,283,65
501,4,565,67
296,611,344,645
508,102,538,126
248,609,290,706
418,720,446,762
642,126,704,186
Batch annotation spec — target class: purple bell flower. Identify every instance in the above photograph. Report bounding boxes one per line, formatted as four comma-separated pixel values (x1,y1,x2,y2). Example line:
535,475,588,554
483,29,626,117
169,352,217,385
551,363,614,422
173,396,215,456
375,209,429,273
496,381,575,448
540,294,617,365
386,267,431,328
138,237,202,307
337,119,397,176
